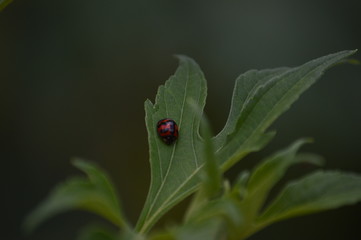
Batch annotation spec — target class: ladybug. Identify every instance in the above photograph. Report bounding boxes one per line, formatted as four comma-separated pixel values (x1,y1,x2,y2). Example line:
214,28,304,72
157,118,179,145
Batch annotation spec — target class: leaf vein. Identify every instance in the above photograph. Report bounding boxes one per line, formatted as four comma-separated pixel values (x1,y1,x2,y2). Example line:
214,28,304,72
144,60,191,224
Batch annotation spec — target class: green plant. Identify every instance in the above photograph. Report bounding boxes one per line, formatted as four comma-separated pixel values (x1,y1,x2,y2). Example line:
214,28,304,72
24,50,361,240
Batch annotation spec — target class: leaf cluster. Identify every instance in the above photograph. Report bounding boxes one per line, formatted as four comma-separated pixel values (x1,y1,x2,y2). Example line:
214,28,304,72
24,50,361,240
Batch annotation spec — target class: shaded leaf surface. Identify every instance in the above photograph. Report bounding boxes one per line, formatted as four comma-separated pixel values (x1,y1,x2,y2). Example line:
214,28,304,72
24,159,126,232
258,171,361,225
136,50,356,233
174,219,225,240
242,139,312,218
136,56,207,233
214,50,357,171
198,107,222,199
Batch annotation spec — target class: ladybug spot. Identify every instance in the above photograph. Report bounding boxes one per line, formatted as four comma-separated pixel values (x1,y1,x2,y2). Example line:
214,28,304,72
157,118,179,145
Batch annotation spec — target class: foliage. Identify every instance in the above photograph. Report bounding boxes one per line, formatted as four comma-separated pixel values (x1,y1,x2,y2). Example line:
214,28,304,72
24,50,361,240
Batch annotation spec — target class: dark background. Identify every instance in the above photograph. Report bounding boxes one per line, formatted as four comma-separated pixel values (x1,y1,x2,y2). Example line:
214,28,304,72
1,0,361,239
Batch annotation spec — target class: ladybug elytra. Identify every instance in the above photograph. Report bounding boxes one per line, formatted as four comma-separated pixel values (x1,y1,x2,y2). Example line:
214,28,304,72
157,118,179,145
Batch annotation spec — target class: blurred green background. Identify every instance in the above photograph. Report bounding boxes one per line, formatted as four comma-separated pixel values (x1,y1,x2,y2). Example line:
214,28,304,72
1,0,361,239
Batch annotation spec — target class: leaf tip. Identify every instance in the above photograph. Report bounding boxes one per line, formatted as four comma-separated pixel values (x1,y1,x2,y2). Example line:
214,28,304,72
71,157,89,170
295,137,313,146
70,158,100,176
173,54,191,60
173,54,198,67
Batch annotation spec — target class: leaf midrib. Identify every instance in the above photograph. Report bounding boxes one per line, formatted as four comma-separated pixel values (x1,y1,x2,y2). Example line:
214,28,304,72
143,61,323,232
219,61,326,169
139,164,204,233
141,60,194,232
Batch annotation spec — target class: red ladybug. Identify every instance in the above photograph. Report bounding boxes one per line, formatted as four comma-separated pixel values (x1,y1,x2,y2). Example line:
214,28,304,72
157,118,179,145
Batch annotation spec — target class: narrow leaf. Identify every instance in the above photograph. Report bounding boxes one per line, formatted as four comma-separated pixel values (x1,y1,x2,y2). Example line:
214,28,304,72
229,170,250,200
24,159,126,233
228,142,331,240
214,50,357,171
199,110,222,198
136,56,207,233
258,171,361,226
241,139,312,220
213,67,288,148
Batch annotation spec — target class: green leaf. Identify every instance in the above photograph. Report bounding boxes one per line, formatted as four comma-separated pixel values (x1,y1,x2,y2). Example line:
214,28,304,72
24,159,127,233
214,50,357,171
242,139,312,217
198,107,222,199
0,0,12,11
76,224,121,240
188,197,243,228
213,68,288,150
229,170,250,200
183,102,223,222
175,219,225,240
229,139,327,240
136,50,356,234
136,56,207,233
257,171,361,226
